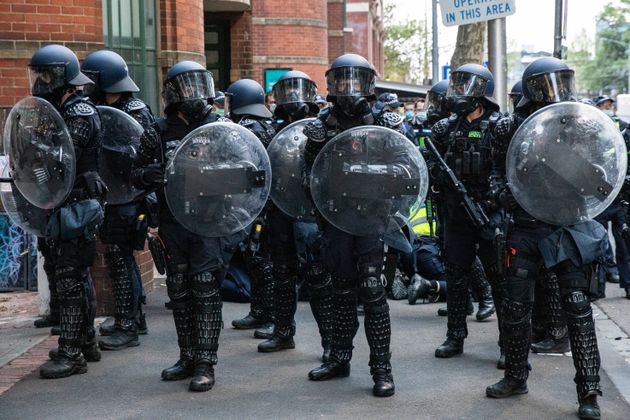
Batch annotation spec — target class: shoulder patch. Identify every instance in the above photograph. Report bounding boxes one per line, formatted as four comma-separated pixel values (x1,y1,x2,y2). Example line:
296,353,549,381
377,111,404,129
65,101,95,118
122,98,147,114
239,118,256,127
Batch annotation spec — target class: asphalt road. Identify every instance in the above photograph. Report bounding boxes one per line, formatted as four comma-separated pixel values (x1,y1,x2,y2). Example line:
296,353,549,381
1,285,628,420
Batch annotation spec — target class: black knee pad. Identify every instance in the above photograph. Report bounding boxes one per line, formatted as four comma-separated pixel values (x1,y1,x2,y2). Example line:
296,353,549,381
54,266,83,296
502,298,531,324
562,290,590,317
274,263,295,283
359,276,388,310
166,264,189,304
555,261,590,292
357,251,383,279
191,271,220,303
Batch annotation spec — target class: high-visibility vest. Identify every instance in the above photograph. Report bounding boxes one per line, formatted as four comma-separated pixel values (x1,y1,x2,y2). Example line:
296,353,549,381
409,204,436,236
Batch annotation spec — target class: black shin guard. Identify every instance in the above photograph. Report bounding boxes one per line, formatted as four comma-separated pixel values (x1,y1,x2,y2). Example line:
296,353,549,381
105,245,137,331
307,265,334,348
445,264,470,341
191,272,222,365
273,265,297,339
562,291,601,400
544,271,568,340
55,267,86,359
329,278,359,364
502,298,531,383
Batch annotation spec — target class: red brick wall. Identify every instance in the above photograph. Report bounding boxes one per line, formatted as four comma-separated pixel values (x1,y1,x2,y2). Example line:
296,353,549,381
250,0,329,92
159,0,206,70
230,10,254,81
93,242,154,316
0,0,104,106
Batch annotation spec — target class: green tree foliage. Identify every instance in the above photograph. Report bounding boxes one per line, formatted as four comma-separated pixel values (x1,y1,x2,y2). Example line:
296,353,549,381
383,4,427,83
588,0,629,93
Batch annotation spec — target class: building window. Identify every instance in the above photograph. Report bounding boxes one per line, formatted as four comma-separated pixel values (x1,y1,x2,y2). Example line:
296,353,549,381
103,0,159,114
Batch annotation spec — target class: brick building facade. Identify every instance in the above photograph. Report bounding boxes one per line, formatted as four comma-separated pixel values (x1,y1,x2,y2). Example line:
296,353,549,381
0,0,384,313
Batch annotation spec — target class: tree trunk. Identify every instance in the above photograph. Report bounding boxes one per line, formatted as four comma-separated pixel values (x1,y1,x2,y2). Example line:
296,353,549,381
450,22,487,71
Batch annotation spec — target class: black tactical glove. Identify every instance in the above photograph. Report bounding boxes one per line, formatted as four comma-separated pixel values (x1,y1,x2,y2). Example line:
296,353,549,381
82,171,108,199
142,163,165,185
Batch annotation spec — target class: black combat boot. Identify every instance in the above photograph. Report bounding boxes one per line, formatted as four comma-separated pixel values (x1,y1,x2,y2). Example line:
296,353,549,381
578,393,601,420
253,322,274,339
407,276,438,305
189,362,215,392
309,280,357,381
259,272,296,353
531,336,570,353
99,248,140,350
189,272,222,392
40,268,89,379
369,354,395,397
162,305,195,380
469,259,495,321
435,266,468,358
486,299,531,398
308,357,351,381
234,255,273,329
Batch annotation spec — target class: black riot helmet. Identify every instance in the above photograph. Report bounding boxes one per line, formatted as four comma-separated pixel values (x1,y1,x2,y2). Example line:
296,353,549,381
81,50,139,102
272,70,319,121
520,57,576,107
225,79,272,120
424,80,449,123
326,54,376,118
28,44,93,103
508,80,523,113
162,60,214,121
446,63,498,116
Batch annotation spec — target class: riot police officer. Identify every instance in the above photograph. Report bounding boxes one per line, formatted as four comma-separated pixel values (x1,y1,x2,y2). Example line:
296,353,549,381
485,57,604,420
256,71,334,356
427,64,505,361
81,49,155,350
303,53,397,397
508,81,522,113
29,45,106,378
131,61,237,392
227,79,277,335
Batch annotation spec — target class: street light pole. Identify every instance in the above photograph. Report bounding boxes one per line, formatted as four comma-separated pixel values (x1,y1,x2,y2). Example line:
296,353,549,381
488,18,507,111
432,0,439,83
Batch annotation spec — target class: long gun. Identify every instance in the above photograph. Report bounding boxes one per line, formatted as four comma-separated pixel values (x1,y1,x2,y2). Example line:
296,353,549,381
424,137,490,230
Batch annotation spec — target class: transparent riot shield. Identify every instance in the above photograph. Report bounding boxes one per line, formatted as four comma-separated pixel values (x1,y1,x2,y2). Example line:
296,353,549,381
3,96,74,209
0,159,49,236
165,122,272,237
97,106,144,205
506,102,627,226
267,118,316,221
310,125,428,236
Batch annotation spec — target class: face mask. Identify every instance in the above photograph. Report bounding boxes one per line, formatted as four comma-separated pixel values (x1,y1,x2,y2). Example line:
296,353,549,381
404,110,414,121
179,99,209,122
269,103,277,113
215,108,225,117
603,109,615,118
448,96,479,117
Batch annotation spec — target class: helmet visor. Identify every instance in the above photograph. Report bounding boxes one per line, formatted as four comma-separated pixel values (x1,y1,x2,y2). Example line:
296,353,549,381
525,70,575,103
326,67,375,97
163,70,215,105
447,72,488,98
28,65,66,97
273,78,317,105
508,93,522,113
423,90,445,112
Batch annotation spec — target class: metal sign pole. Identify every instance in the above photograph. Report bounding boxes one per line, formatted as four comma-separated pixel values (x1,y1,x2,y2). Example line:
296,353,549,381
488,18,507,112
432,0,440,83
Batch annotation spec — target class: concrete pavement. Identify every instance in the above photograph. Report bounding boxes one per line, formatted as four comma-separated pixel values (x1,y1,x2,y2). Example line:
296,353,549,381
0,285,629,419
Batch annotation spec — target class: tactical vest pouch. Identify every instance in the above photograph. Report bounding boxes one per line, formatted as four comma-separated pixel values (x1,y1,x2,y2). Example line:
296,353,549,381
46,199,104,240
